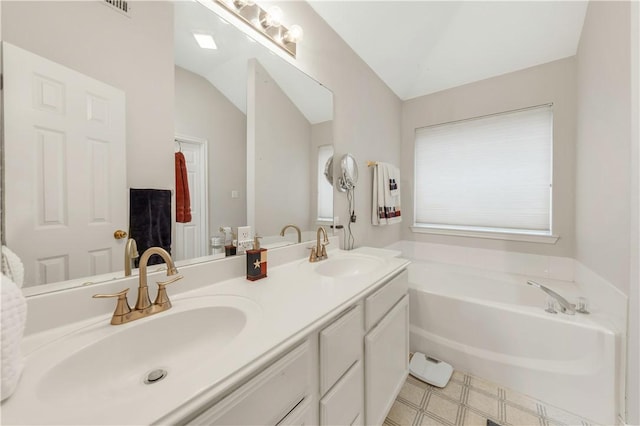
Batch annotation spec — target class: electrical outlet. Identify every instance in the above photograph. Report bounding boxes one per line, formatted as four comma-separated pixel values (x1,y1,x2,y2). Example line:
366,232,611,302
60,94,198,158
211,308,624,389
236,226,251,242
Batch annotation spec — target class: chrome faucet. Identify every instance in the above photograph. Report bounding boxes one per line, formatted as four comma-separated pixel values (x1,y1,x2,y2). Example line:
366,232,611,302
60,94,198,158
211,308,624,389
93,247,183,325
309,226,329,262
124,238,139,276
280,224,302,243
527,280,575,315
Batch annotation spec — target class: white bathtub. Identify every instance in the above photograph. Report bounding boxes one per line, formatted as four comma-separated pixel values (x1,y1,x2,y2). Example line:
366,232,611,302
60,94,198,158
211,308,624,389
408,261,618,425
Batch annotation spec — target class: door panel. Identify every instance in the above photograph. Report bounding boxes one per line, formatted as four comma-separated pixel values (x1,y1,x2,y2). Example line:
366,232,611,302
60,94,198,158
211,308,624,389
3,42,126,286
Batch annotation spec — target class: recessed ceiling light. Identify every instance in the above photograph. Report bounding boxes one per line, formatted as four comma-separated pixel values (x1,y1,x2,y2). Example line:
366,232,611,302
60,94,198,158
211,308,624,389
193,33,218,50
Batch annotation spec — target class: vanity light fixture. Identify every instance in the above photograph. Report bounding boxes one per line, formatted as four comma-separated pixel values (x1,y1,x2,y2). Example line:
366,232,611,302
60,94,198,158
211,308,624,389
193,33,218,50
215,0,303,57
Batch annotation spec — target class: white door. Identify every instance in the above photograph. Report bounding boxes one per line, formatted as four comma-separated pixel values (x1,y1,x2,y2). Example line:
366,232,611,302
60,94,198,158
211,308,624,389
3,42,127,286
174,136,208,260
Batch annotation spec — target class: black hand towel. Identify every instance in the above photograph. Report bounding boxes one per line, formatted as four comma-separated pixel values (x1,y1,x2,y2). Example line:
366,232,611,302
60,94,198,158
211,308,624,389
129,189,172,267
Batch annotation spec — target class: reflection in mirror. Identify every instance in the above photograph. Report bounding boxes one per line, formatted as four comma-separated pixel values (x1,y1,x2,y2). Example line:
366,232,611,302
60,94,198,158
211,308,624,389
324,155,335,186
318,146,334,222
248,58,333,238
1,0,333,295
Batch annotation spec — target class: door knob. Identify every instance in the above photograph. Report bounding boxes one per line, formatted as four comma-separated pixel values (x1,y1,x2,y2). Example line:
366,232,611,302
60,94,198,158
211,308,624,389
114,230,127,239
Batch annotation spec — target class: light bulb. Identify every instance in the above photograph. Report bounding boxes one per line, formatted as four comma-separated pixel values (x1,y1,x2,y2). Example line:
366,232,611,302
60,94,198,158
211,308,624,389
265,5,283,28
285,24,303,43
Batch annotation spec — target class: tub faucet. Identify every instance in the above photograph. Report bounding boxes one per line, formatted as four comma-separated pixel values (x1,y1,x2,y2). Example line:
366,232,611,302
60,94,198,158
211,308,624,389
527,280,575,315
309,226,329,262
280,224,302,243
93,247,183,325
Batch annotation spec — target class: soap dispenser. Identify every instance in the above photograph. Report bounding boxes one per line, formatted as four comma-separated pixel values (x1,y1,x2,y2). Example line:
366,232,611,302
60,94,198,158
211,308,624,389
246,235,267,281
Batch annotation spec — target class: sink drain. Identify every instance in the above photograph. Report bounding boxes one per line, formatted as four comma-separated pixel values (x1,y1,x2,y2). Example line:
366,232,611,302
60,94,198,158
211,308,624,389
144,369,168,384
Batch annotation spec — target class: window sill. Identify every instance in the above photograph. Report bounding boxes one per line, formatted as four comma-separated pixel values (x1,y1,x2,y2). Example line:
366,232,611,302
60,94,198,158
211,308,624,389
410,225,559,244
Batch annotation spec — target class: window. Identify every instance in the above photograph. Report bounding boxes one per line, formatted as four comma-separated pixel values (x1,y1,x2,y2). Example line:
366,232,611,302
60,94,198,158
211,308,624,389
317,144,334,221
413,105,553,240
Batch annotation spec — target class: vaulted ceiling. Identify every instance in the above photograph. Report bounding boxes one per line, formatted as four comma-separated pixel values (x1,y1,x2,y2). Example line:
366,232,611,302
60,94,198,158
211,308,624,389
308,1,589,100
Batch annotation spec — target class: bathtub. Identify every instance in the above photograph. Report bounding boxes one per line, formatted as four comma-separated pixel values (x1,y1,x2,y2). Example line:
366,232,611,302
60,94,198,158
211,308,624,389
407,261,618,425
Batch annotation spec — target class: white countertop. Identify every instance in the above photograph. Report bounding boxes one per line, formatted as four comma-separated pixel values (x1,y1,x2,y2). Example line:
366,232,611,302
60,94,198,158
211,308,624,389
1,247,409,425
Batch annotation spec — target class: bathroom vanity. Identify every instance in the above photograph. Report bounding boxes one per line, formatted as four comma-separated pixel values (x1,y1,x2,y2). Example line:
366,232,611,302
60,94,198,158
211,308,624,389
1,245,410,425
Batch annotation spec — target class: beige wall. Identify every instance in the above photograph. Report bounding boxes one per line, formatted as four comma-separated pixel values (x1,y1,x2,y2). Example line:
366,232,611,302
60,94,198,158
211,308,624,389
575,1,636,422
250,60,312,237
271,1,403,248
174,66,247,234
401,58,577,257
1,1,174,192
629,2,640,423
575,1,631,295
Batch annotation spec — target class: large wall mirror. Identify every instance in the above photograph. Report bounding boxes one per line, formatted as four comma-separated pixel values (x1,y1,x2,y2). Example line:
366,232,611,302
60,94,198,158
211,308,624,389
1,0,334,295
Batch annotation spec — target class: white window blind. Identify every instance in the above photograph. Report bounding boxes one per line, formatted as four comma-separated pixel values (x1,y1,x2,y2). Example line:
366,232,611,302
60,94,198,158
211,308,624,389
414,105,553,234
317,144,334,221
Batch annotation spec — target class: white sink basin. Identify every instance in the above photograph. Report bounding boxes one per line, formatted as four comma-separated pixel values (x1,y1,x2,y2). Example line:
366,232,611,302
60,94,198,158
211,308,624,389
313,256,379,277
33,295,260,403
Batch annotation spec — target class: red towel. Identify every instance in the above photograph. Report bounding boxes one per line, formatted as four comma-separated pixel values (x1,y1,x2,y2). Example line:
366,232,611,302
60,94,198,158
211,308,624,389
175,152,192,223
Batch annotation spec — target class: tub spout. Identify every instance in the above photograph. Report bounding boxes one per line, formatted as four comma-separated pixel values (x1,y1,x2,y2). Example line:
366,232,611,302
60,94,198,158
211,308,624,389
527,280,575,315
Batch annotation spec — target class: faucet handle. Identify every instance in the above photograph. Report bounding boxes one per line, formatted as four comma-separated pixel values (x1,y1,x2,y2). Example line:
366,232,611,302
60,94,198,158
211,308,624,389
157,275,183,287
93,288,132,324
154,275,183,307
308,246,318,262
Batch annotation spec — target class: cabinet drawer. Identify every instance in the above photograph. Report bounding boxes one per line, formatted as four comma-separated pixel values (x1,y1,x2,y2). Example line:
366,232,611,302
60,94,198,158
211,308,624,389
319,304,363,395
365,269,408,330
320,361,363,426
277,398,315,425
188,342,310,425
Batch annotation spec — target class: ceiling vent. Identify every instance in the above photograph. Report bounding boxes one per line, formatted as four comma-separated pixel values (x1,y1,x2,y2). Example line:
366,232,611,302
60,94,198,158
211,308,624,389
103,0,131,17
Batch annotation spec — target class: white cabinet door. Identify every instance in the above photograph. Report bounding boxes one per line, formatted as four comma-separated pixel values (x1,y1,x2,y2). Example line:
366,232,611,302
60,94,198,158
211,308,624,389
364,295,409,426
319,304,363,395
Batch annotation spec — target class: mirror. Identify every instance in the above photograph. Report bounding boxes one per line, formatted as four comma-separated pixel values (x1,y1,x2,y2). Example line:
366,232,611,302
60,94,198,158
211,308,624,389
333,153,358,192
340,154,359,190
1,0,334,295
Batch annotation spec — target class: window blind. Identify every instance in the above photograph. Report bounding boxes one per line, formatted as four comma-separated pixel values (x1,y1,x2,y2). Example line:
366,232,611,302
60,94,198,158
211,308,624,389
414,105,553,234
317,144,334,221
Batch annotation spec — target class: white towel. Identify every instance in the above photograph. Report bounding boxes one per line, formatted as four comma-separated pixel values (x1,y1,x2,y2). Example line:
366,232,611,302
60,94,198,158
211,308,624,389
2,246,24,288
372,162,402,225
1,273,27,401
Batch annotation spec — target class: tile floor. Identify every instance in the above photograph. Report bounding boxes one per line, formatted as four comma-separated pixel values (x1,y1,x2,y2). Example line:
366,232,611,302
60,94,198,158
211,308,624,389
384,370,597,426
